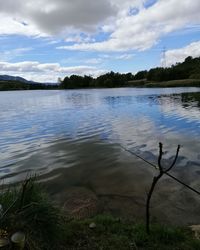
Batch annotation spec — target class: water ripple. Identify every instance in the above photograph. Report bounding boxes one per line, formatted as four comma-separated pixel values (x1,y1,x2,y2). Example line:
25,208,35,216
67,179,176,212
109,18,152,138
0,88,200,184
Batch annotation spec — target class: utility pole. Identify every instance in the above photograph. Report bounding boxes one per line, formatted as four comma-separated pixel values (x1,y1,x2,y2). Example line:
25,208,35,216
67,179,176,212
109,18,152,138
161,46,166,68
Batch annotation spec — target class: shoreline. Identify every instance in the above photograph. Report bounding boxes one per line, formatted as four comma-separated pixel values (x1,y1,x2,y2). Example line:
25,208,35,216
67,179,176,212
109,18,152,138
1,179,200,249
1,79,200,91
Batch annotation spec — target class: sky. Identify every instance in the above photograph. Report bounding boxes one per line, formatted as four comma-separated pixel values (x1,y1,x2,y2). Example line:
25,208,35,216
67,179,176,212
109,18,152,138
0,0,200,83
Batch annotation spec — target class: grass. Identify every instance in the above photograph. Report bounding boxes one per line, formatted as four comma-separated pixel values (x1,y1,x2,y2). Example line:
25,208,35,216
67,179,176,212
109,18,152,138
0,179,66,249
127,78,200,88
144,79,200,88
0,179,199,249
65,216,200,250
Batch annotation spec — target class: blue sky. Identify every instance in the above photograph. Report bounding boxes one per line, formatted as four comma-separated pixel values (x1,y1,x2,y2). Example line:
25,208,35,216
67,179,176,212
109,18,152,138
0,0,200,83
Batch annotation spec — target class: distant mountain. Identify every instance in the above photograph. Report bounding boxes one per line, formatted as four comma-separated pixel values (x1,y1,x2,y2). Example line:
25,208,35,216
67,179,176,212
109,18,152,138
0,75,58,86
0,75,59,91
0,75,38,84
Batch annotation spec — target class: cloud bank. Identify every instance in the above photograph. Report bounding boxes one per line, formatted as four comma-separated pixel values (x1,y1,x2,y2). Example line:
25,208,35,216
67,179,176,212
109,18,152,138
0,0,199,52
1,0,200,82
0,61,105,82
165,41,200,66
58,0,200,52
0,0,118,35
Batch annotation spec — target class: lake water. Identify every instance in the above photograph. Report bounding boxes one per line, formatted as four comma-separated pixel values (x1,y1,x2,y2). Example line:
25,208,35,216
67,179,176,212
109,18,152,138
0,88,200,224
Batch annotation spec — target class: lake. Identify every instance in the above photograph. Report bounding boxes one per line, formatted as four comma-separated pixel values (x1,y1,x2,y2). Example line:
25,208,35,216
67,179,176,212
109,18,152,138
0,87,200,224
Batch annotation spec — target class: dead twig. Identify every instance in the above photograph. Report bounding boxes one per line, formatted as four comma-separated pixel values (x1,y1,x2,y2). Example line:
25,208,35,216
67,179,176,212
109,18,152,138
146,143,180,234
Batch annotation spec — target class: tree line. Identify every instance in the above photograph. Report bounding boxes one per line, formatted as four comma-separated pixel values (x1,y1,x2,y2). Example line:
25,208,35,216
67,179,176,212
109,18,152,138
60,72,134,89
60,56,200,89
1,56,200,90
0,80,58,91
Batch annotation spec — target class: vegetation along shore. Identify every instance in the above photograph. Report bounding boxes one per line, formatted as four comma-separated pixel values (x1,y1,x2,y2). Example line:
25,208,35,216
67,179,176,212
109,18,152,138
0,179,200,250
1,56,200,91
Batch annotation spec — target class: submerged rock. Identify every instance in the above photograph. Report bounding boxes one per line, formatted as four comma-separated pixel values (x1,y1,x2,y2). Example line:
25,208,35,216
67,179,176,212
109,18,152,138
53,186,98,219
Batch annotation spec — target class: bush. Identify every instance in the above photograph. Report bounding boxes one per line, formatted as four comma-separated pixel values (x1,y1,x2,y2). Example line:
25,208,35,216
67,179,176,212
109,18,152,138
0,179,65,250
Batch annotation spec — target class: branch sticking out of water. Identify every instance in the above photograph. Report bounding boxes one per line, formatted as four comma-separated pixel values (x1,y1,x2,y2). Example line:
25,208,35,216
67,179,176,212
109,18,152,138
146,143,180,234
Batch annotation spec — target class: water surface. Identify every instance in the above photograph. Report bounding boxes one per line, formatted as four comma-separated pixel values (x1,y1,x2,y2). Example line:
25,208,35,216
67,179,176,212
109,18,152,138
0,88,200,224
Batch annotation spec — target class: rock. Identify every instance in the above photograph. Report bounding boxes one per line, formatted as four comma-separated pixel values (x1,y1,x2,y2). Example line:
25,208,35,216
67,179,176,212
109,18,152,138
89,222,96,229
189,225,200,239
11,232,26,250
53,187,98,219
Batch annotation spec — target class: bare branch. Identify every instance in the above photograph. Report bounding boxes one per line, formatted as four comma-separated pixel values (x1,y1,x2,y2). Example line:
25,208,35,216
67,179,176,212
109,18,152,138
146,143,180,234
158,142,163,172
165,145,180,173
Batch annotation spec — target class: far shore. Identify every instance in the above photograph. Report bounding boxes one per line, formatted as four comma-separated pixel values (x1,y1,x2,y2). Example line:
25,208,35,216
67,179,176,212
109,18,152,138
127,78,200,88
1,78,200,91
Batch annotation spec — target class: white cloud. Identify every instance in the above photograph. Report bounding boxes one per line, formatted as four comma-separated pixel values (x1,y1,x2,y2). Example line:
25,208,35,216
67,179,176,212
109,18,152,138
84,53,134,64
165,41,200,66
0,13,43,37
85,58,103,64
1,0,200,54
58,0,200,52
101,53,135,60
0,48,33,61
65,34,95,43
0,0,118,36
0,61,106,82
0,0,200,81
115,54,135,60
1,0,141,39
0,0,149,37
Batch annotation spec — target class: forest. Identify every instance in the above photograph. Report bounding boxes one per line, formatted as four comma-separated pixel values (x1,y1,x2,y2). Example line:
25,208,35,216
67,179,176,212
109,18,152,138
60,56,200,88
0,80,57,91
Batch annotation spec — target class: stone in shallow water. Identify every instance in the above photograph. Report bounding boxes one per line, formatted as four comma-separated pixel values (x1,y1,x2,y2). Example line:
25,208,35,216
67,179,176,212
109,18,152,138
53,186,98,219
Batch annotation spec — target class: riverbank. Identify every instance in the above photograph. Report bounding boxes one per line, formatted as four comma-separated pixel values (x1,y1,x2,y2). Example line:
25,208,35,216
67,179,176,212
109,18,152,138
0,180,199,249
128,79,200,88
145,79,200,88
1,78,200,91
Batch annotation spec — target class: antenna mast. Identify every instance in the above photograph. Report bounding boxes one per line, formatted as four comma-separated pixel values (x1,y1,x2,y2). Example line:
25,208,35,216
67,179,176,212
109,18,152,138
161,46,166,68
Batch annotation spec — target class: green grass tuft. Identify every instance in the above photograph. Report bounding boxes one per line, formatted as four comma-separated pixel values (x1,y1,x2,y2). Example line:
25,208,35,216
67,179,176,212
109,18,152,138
0,179,65,250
